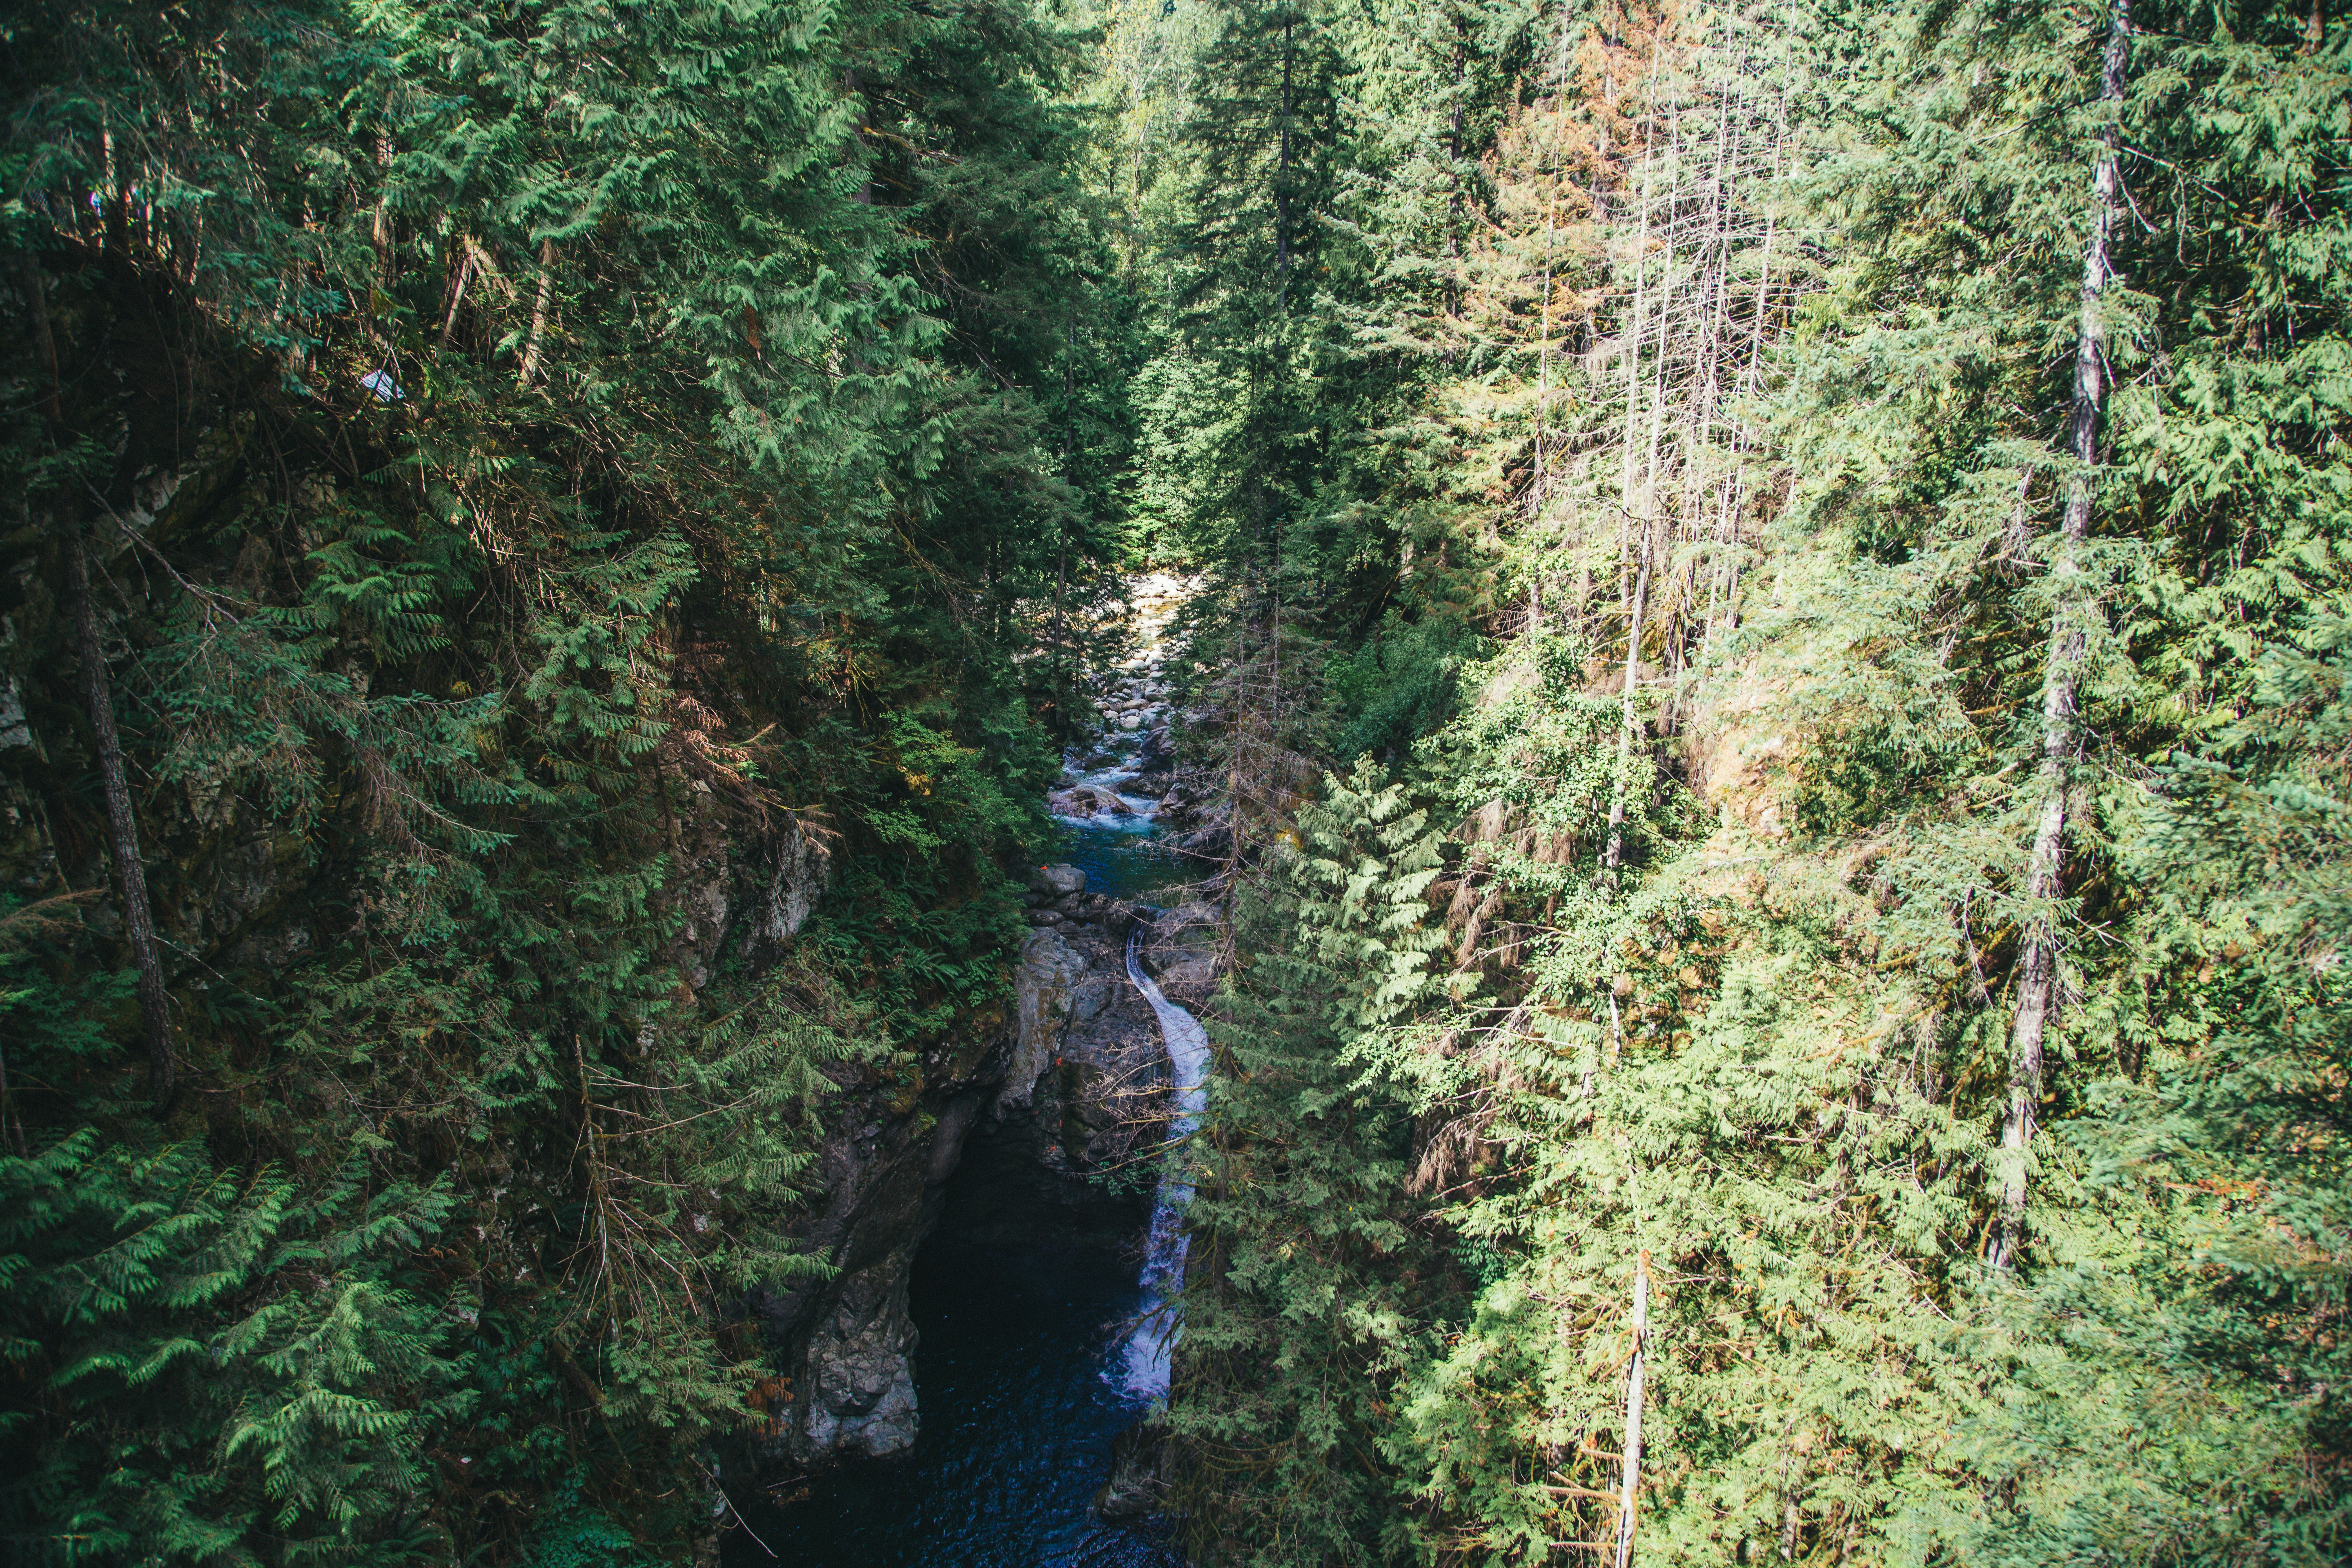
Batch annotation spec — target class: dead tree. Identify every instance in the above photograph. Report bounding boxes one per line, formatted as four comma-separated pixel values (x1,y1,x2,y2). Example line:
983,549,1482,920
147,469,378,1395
1992,0,2132,1273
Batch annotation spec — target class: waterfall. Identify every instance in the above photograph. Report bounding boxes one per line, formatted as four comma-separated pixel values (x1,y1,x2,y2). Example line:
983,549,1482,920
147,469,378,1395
1117,926,1211,1399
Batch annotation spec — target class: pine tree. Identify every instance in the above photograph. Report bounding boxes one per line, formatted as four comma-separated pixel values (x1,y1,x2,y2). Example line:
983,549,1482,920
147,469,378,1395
1169,763,1451,1564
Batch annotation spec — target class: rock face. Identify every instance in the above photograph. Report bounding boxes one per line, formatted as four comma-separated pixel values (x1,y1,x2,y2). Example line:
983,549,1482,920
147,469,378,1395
1005,922,1090,1111
1046,782,1135,820
949,863,1172,1249
799,1253,922,1458
754,1066,995,1464
1027,862,1090,897
1139,899,1222,1004
1093,1417,1169,1522
755,859,1173,1465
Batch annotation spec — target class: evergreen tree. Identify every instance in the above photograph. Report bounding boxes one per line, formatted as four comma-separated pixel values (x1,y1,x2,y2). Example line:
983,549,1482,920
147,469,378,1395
0,0,1134,1558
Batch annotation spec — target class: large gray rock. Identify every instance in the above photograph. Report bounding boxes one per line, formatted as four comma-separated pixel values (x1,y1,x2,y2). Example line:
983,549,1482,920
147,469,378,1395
1025,862,1088,896
798,1254,920,1459
1144,900,1223,1000
1001,926,1086,1111
1093,1417,1168,1521
755,816,833,946
1046,785,1128,820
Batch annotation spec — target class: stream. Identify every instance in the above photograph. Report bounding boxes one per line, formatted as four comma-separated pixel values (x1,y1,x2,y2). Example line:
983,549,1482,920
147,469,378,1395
1116,928,1209,1399
727,581,1200,1566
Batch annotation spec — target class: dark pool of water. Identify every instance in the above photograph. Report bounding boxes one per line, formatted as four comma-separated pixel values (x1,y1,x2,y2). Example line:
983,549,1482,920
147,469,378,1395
722,1238,1181,1568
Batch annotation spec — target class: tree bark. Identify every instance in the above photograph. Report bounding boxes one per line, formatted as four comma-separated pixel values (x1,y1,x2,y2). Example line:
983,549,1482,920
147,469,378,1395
1603,535,1650,875
1275,20,1294,312
520,237,558,385
22,253,176,1104
22,256,62,428
69,528,176,1105
1992,0,2131,1272
1613,1249,1650,1568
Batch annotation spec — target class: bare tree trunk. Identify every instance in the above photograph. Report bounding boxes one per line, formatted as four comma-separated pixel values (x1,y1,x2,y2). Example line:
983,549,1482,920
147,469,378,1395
1275,21,1294,312
22,254,175,1104
1614,48,1661,615
1603,534,1650,876
1706,92,1784,655
520,237,558,386
22,256,62,428
69,529,176,1106
437,248,474,352
1992,0,2131,1272
1530,108,1560,629
1528,5,1576,630
371,131,395,287
1613,1249,1650,1568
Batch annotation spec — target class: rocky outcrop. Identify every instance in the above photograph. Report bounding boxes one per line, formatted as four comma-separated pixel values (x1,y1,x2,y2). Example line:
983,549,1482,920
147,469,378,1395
950,865,1171,1241
751,1021,1002,1466
757,858,1177,1465
1045,782,1134,819
1138,898,1222,1005
798,1252,922,1458
761,573,1222,1473
1093,1416,1169,1522
1004,923,1089,1111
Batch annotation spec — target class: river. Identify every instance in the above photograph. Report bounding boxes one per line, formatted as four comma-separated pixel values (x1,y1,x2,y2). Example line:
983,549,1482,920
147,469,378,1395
725,584,1200,1566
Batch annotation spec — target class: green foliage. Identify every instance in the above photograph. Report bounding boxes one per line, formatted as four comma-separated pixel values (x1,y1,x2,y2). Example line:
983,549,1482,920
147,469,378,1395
0,0,1131,1559
1,1129,460,1564
1325,613,1485,770
1169,764,1453,1564
1125,0,2352,1563
4,0,2345,1559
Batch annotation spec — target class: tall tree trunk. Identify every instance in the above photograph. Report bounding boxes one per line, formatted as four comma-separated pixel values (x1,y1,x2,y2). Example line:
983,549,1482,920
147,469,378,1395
1275,20,1294,312
1613,1249,1651,1568
1992,0,2131,1272
23,254,175,1104
22,256,62,428
68,528,176,1106
1614,50,1660,615
1602,533,1650,875
520,237,558,386
371,131,395,288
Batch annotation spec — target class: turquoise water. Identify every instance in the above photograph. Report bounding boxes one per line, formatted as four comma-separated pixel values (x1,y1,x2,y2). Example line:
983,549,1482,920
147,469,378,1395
1053,818,1183,902
1047,730,1193,905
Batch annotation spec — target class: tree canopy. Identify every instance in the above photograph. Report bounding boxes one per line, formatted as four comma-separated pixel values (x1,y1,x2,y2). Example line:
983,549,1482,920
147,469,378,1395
3,0,2346,1562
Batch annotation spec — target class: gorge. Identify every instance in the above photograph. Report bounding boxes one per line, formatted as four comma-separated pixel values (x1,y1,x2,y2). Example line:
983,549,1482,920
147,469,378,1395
731,578,1211,1561
3,2,2346,1566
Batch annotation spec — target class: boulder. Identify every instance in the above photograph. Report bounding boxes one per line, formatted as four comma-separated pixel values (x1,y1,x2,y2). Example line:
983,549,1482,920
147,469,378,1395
1172,817,1232,862
1000,926,1086,1111
797,1254,920,1459
1143,899,1222,999
1093,1417,1168,1521
1071,971,1120,1023
1051,784,1136,820
1025,862,1088,897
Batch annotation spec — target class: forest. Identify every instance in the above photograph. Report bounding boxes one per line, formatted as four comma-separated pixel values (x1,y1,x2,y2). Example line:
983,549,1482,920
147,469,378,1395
0,0,2344,1564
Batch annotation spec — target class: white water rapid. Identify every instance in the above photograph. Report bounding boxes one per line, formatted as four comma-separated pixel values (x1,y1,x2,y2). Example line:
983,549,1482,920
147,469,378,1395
1117,927,1211,1399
